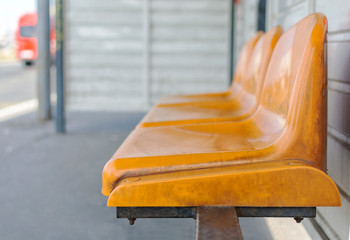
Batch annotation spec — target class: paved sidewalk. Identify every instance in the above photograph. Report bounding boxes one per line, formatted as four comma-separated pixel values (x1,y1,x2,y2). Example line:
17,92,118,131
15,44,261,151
0,111,313,240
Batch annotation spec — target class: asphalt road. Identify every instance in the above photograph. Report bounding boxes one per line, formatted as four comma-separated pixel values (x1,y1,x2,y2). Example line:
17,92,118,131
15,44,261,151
0,61,36,108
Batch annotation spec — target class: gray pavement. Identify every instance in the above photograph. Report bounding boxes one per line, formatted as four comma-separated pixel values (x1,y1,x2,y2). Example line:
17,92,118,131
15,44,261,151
0,111,275,240
0,62,56,109
0,62,36,108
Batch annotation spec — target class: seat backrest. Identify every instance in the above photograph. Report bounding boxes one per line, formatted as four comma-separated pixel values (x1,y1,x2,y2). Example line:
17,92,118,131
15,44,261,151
234,25,283,111
253,13,328,170
228,32,263,96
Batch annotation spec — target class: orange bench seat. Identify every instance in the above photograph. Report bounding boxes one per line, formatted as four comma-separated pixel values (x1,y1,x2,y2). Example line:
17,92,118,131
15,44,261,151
102,13,340,209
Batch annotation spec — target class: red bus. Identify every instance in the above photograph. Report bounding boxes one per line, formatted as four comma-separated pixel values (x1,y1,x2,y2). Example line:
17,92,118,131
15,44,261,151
15,13,37,66
15,13,56,66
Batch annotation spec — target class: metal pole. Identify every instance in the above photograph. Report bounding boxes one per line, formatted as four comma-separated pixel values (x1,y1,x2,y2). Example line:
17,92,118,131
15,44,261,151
37,0,51,121
142,0,150,109
56,0,65,133
230,0,235,83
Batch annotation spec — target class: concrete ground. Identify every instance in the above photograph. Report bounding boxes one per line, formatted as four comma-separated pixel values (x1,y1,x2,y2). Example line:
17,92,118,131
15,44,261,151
0,111,318,240
0,62,36,108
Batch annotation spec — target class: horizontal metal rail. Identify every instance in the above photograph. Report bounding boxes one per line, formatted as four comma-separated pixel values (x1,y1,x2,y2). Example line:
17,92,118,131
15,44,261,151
116,207,316,219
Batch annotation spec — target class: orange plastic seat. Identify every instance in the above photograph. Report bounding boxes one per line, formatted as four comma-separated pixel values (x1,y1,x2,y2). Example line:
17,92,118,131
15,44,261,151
102,14,341,208
156,32,263,107
138,26,282,127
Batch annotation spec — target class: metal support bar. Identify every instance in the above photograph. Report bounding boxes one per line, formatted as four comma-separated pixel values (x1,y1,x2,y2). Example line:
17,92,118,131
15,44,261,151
56,0,66,133
230,1,235,82
37,0,51,121
142,0,151,108
117,207,316,219
227,0,233,84
196,206,243,240
118,207,197,219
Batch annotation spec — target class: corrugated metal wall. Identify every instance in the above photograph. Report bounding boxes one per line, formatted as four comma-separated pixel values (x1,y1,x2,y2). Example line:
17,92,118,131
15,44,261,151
66,0,144,110
150,0,231,105
266,1,350,239
65,0,231,111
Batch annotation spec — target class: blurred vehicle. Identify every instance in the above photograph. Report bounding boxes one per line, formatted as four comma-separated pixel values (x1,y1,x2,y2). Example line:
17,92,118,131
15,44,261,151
15,13,56,67
15,13,37,66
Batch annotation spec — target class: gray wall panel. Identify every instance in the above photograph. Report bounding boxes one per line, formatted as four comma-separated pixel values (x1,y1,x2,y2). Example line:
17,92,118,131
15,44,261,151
328,41,350,83
69,0,142,11
316,0,350,32
233,0,258,71
267,0,308,30
151,0,228,11
66,0,144,110
149,0,231,105
328,89,350,137
152,26,226,41
66,0,231,110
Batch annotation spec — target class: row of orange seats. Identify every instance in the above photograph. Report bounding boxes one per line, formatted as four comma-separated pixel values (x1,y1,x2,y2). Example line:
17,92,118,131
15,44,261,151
102,13,340,209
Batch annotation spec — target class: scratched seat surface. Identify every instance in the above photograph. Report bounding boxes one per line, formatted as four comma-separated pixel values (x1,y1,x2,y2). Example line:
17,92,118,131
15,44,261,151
138,26,282,127
156,32,263,107
102,14,341,208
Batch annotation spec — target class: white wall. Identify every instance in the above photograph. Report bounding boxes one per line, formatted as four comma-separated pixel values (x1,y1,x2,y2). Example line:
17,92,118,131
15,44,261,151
266,0,350,239
65,0,232,111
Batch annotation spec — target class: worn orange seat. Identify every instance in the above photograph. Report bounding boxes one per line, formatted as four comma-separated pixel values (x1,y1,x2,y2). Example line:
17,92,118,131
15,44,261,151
102,13,340,208
156,32,263,107
138,26,282,127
